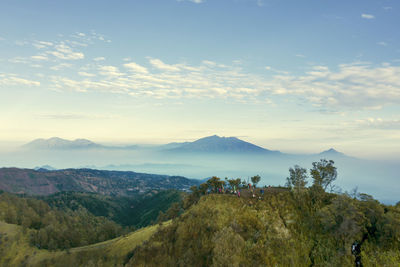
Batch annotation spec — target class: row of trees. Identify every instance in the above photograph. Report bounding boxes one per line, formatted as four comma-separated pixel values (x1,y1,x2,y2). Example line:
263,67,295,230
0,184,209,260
205,175,262,193
286,159,337,193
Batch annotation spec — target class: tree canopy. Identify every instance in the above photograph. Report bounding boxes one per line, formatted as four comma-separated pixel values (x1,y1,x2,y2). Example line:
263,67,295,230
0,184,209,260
286,165,308,193
310,159,337,191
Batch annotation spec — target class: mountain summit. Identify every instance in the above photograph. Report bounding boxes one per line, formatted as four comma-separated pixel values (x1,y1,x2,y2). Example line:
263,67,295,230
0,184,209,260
23,137,102,150
166,135,279,154
319,148,345,157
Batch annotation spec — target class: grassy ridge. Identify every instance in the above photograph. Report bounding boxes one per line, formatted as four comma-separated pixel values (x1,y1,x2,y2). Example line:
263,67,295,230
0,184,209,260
128,191,400,266
0,220,164,267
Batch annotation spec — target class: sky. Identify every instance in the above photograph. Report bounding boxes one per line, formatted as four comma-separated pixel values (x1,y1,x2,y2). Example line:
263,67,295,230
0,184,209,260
0,0,399,158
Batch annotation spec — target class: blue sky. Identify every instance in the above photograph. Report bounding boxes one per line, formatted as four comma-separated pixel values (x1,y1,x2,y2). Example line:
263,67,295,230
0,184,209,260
0,0,399,158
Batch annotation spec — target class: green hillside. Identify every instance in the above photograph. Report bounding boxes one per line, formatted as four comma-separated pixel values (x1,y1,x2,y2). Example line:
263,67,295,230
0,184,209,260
41,190,183,227
1,190,400,266
0,220,163,267
128,191,400,266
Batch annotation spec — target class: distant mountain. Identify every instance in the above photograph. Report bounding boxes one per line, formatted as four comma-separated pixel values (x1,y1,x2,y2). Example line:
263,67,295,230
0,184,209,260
34,165,57,171
23,137,102,150
0,167,199,196
318,148,346,157
22,137,141,150
165,135,280,154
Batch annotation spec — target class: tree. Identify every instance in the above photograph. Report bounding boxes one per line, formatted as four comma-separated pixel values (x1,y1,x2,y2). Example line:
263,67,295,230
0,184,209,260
251,175,261,188
286,165,308,193
227,178,241,190
207,176,225,192
310,159,337,191
318,195,366,249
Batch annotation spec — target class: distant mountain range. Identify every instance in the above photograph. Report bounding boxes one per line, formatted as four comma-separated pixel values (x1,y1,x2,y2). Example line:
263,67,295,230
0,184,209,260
24,137,102,150
22,135,345,157
23,137,138,150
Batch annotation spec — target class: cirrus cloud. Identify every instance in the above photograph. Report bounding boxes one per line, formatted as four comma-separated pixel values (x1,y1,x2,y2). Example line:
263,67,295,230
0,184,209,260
361,13,375,19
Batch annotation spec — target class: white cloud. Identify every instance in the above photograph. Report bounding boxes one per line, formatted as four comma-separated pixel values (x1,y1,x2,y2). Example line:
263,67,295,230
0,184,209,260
31,55,49,61
202,60,217,66
177,0,204,3
361,14,375,19
98,65,124,77
149,58,180,72
124,62,149,74
356,118,400,129
93,57,105,61
377,41,388,46
0,74,40,87
50,63,73,71
33,41,53,49
268,62,400,110
9,57,29,64
45,59,400,111
38,112,115,120
78,71,96,77
47,43,84,60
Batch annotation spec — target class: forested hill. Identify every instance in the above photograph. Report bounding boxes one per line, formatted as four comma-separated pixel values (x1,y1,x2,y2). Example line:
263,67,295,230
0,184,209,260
0,167,199,196
128,191,400,266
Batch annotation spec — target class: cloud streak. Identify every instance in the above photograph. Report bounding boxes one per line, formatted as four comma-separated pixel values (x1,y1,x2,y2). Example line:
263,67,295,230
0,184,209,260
0,74,40,86
361,13,375,19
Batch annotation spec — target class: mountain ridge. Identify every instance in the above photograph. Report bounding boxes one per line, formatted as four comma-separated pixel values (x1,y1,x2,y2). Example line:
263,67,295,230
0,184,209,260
165,135,281,154
21,135,348,157
0,167,199,196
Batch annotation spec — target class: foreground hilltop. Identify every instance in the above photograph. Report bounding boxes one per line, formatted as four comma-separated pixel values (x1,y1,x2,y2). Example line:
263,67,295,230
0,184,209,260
128,189,400,266
0,187,399,266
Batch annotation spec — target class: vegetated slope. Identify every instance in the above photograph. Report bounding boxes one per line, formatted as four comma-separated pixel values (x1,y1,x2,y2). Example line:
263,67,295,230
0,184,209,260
41,190,183,227
0,167,198,196
0,192,126,250
0,220,163,267
128,192,400,266
1,187,399,266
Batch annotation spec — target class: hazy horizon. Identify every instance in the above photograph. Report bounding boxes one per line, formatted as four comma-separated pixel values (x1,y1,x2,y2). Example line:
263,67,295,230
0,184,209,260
0,134,399,161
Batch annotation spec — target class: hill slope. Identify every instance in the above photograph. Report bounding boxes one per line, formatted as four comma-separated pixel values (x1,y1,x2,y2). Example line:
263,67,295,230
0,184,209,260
0,167,198,196
42,190,183,227
1,189,399,266
0,220,163,267
128,192,400,266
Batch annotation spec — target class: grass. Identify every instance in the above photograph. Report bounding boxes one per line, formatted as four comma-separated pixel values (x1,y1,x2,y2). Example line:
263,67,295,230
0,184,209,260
0,220,166,266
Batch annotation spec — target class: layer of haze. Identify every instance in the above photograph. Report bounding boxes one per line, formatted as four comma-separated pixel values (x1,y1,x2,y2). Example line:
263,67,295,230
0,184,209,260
0,142,399,204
